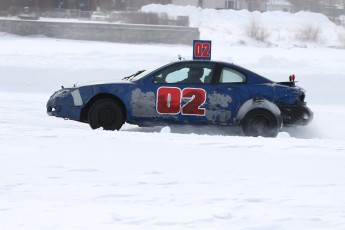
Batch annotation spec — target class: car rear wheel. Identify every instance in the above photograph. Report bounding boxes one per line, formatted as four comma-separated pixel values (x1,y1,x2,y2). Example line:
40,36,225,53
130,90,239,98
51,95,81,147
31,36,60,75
242,109,278,137
88,99,124,131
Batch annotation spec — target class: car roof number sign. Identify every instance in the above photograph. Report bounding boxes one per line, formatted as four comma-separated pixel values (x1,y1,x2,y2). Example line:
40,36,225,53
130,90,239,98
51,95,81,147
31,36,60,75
193,40,211,61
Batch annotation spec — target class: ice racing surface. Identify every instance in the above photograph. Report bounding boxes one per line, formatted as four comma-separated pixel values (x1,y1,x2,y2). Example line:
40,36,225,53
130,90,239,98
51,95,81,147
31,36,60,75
1,5,345,230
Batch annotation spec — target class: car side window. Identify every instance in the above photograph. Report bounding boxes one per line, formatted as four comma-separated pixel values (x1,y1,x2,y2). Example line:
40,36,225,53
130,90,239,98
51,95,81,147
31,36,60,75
153,63,215,84
165,68,189,83
220,67,246,83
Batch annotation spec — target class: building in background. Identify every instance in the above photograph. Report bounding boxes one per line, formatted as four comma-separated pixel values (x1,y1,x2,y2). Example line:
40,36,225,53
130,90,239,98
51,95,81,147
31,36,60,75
0,0,344,21
171,0,267,11
0,0,171,11
313,0,345,19
266,0,293,12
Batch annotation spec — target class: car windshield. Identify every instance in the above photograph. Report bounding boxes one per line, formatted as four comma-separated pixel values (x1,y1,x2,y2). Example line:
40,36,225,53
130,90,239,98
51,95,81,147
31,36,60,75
128,64,166,81
125,68,154,81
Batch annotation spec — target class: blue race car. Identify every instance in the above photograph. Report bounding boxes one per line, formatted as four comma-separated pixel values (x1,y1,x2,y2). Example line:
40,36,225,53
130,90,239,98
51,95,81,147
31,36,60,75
47,60,313,137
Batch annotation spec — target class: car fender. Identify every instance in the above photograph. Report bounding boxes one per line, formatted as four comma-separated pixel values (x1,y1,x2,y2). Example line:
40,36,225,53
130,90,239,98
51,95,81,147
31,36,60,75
235,98,283,128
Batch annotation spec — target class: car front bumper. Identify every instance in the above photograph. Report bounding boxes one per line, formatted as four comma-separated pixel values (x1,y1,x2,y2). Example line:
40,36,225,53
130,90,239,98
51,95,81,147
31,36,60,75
46,89,82,121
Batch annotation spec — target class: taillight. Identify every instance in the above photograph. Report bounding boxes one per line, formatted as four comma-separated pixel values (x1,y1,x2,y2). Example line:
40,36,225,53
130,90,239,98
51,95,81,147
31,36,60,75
299,93,305,102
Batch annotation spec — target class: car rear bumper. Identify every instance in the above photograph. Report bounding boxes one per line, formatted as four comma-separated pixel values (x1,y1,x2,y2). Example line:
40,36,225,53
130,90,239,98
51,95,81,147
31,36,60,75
278,102,313,126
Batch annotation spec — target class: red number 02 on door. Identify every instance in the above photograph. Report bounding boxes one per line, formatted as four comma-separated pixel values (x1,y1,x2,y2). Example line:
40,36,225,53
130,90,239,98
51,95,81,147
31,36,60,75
156,87,207,116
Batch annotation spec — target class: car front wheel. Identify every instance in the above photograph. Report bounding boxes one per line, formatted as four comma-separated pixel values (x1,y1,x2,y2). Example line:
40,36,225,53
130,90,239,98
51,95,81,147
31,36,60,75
241,109,279,137
88,99,124,131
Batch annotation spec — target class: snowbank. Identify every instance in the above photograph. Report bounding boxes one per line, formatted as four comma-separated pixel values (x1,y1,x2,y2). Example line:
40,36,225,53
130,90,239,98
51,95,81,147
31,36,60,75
142,4,345,47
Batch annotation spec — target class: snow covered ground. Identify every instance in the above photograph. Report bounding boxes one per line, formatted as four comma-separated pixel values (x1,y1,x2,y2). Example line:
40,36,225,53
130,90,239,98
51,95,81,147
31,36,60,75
1,5,345,230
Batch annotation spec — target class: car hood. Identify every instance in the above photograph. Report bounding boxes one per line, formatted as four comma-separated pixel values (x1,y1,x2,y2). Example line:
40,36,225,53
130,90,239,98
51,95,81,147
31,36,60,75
61,79,133,89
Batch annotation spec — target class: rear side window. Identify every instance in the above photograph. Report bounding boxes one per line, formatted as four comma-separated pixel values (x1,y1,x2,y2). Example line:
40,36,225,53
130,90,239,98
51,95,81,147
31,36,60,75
220,67,246,83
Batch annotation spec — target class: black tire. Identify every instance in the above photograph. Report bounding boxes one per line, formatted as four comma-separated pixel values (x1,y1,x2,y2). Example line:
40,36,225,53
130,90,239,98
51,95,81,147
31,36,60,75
88,99,124,131
241,109,279,137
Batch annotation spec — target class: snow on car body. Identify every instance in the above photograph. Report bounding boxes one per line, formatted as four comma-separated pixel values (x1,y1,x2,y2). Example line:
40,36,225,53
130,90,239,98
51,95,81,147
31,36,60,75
47,60,313,137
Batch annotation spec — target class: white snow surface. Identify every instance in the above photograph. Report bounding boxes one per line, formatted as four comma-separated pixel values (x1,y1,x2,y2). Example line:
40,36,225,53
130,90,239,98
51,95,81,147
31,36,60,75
1,4,345,230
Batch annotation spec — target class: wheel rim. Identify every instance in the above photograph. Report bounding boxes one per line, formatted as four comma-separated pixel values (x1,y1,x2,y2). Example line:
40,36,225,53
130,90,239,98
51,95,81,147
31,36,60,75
248,114,272,137
98,108,115,126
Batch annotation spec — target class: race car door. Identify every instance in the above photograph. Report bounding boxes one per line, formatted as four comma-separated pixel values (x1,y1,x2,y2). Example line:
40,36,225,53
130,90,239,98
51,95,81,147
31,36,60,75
206,64,246,125
130,61,216,125
154,62,212,125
